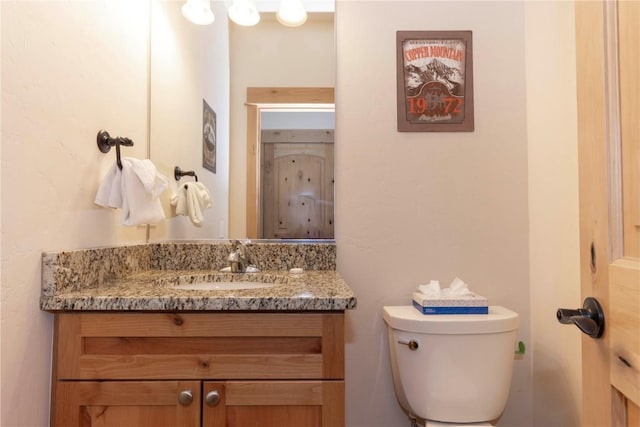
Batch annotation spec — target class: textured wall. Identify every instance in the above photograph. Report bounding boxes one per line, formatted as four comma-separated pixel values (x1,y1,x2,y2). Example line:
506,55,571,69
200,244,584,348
1,1,149,425
525,2,582,426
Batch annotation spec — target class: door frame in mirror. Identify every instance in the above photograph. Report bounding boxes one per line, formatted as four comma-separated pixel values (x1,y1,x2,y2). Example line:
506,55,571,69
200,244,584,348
245,87,335,239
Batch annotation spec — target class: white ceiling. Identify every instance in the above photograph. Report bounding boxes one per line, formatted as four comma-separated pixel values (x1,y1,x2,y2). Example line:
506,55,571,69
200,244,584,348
255,0,335,13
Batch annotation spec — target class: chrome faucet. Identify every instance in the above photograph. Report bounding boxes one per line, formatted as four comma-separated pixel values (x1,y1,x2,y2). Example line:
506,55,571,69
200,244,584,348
228,240,251,273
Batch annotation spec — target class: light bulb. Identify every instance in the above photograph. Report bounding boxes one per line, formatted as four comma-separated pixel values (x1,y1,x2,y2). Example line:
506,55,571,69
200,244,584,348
181,0,215,25
276,0,307,27
228,0,260,27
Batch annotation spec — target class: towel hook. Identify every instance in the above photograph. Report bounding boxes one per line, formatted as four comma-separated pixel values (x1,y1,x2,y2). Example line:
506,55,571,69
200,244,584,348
174,166,198,182
97,130,134,170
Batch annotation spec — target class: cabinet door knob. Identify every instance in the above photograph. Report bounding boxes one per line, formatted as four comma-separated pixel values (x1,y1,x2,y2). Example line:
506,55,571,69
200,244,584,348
205,390,221,406
178,390,193,406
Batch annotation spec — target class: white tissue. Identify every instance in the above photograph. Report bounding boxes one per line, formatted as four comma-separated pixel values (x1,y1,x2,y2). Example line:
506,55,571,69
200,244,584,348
418,280,441,296
416,277,474,298
441,277,474,297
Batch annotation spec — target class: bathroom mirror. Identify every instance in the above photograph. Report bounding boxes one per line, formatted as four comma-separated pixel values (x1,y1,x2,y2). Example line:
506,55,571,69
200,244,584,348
148,0,335,242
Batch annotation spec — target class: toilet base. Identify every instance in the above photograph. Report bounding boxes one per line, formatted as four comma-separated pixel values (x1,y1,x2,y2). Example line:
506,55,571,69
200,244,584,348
407,414,493,427
424,421,492,427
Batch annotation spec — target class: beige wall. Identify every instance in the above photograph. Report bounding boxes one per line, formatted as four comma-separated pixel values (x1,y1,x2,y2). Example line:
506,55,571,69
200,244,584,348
525,2,582,426
1,1,150,425
228,13,335,238
0,1,582,426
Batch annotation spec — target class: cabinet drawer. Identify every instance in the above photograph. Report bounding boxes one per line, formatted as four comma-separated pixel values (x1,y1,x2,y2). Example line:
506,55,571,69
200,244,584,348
54,312,344,380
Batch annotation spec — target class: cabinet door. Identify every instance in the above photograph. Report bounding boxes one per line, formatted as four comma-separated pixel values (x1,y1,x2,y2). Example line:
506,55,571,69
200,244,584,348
54,381,200,427
203,381,344,427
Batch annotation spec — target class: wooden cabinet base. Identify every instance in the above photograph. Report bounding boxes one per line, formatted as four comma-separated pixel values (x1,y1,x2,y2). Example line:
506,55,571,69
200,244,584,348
51,312,345,427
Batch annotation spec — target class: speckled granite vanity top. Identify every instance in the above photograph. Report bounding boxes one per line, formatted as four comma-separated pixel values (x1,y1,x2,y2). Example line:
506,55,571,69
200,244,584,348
40,241,357,311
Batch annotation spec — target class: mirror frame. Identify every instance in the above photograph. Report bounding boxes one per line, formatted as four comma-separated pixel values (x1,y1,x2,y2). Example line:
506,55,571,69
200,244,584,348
245,87,335,238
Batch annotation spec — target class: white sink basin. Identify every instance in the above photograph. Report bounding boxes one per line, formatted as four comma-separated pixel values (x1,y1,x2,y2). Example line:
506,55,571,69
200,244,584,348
167,272,286,291
171,281,278,291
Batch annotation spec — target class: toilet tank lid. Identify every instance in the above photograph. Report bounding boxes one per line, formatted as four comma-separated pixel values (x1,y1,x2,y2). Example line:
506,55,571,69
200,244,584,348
382,305,519,334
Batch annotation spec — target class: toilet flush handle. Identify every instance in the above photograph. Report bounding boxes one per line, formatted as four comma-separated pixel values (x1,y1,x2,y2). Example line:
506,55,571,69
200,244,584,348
398,338,419,351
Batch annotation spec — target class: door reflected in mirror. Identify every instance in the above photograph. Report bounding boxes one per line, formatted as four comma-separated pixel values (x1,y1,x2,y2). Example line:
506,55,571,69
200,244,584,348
260,110,335,239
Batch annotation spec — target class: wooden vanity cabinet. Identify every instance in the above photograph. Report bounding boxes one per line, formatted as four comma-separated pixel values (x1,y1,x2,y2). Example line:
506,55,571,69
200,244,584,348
51,312,345,427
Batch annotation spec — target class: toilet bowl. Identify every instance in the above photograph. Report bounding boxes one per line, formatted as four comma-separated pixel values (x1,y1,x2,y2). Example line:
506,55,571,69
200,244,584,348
383,305,519,426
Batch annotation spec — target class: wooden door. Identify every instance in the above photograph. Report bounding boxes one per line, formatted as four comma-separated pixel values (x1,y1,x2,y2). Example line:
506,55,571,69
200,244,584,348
576,1,640,426
203,381,345,427
262,130,334,239
54,381,200,427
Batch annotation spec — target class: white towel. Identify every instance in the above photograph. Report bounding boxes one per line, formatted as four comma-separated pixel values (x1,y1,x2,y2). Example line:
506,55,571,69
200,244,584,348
170,182,212,227
94,163,123,208
95,157,168,226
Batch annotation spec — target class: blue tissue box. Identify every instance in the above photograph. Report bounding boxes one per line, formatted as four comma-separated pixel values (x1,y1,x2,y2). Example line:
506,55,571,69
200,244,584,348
412,300,489,315
412,291,489,315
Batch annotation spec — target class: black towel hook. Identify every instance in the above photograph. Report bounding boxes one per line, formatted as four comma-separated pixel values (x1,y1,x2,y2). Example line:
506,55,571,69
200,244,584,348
174,166,198,182
97,130,134,170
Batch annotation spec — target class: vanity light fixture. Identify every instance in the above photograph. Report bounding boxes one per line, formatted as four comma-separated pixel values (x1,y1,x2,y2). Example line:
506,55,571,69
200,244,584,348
181,0,215,25
228,0,261,26
276,0,307,27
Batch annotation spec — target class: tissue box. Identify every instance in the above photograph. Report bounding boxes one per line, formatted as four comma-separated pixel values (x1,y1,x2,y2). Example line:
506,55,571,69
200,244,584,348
412,292,489,315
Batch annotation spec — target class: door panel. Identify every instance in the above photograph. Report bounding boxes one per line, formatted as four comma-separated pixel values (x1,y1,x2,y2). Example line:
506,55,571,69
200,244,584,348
227,406,322,427
618,0,640,259
203,381,344,427
54,381,200,427
610,260,640,407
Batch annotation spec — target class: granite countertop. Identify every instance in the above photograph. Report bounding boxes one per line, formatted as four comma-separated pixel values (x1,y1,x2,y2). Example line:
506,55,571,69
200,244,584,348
41,269,356,311
40,242,357,312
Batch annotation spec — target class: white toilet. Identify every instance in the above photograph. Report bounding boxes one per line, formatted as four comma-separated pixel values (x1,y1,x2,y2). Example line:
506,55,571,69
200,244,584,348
383,305,519,426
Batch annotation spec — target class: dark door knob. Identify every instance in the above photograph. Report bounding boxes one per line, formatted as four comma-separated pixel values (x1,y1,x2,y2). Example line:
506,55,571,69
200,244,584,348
557,297,604,338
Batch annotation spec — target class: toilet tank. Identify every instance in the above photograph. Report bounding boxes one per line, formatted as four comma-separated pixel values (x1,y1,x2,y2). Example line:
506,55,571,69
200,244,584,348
383,306,519,424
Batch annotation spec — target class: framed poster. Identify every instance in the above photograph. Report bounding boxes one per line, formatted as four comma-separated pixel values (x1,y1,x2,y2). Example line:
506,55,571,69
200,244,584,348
202,99,216,173
397,31,474,132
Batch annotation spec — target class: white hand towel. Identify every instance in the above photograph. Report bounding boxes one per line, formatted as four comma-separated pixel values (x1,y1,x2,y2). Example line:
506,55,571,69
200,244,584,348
120,158,168,226
130,158,169,198
95,162,123,208
170,185,188,217
95,158,168,226
170,182,212,227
